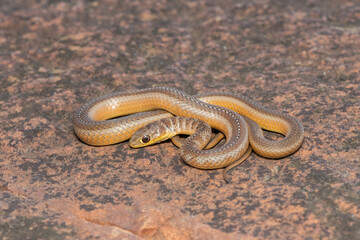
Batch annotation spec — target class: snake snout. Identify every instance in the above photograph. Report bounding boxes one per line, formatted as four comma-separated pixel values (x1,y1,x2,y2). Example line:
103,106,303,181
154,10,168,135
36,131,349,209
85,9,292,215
129,124,160,148
129,135,142,148
129,128,148,148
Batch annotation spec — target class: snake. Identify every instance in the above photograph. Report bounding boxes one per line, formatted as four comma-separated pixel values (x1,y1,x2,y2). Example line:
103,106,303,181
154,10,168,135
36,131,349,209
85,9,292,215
73,87,304,176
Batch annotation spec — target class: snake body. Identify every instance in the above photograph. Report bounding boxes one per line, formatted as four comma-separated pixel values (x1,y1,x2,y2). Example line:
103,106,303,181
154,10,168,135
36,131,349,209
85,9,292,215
73,87,304,169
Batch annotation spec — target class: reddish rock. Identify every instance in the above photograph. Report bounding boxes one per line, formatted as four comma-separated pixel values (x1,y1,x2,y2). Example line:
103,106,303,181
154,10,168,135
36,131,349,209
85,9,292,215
0,0,359,239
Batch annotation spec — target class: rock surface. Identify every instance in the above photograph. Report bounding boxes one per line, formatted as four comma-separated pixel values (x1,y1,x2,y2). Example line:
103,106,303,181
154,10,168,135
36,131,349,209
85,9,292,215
0,0,359,239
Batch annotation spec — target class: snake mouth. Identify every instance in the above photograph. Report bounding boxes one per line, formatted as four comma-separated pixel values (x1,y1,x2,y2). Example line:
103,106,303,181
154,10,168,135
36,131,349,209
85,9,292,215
129,138,160,148
128,138,145,148
129,132,175,148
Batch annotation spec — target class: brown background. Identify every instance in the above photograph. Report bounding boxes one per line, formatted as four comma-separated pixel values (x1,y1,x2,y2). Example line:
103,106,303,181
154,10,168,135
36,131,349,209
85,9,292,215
0,0,359,239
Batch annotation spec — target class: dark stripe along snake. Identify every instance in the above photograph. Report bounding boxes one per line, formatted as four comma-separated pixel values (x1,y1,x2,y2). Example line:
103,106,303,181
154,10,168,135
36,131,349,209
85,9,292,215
73,87,304,180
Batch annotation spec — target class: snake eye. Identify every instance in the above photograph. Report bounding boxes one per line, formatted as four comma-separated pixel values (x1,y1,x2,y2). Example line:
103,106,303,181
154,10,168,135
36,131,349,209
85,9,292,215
142,135,151,143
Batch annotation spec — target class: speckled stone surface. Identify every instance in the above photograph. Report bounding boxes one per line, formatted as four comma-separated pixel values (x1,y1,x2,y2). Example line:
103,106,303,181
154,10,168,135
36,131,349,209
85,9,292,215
1,0,359,239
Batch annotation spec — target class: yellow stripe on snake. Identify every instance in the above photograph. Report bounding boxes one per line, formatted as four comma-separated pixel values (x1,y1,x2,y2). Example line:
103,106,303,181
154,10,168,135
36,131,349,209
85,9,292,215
73,87,304,181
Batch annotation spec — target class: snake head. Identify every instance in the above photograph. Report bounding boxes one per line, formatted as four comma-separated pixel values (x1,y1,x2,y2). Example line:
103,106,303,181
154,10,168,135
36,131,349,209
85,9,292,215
129,121,174,148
